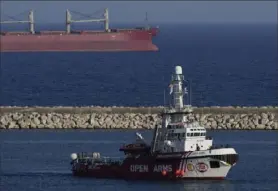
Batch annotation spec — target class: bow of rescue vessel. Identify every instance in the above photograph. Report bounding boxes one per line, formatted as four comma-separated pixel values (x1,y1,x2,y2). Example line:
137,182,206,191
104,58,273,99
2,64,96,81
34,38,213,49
69,66,239,180
0,9,159,52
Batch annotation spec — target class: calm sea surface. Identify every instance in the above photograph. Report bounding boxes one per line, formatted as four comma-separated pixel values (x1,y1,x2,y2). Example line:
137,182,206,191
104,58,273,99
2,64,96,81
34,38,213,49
1,23,277,107
0,130,277,191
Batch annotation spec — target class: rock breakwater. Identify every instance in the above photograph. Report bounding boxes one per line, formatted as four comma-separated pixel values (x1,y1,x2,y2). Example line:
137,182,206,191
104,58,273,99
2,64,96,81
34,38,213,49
1,106,278,130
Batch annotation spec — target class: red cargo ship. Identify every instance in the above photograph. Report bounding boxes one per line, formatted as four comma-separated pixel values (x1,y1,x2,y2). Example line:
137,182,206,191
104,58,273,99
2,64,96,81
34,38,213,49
69,66,239,180
0,9,159,52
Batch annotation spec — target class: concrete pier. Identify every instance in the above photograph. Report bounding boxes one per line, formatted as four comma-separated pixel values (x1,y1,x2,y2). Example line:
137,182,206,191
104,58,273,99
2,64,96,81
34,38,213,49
1,106,278,130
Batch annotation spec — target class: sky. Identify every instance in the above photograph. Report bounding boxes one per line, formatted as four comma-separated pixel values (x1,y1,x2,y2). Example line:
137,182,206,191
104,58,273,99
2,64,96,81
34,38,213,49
1,1,277,24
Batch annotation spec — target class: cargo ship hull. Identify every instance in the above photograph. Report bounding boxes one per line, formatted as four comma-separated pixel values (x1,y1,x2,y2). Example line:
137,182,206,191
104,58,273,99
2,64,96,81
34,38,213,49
1,8,159,52
0,30,158,52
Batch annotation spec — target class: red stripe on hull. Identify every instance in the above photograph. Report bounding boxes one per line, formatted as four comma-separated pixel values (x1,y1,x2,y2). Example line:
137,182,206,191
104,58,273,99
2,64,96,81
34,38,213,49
1,41,158,52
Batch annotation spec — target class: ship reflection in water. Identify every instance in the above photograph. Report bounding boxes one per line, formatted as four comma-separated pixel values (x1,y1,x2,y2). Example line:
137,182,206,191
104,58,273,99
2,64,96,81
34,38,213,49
124,179,235,191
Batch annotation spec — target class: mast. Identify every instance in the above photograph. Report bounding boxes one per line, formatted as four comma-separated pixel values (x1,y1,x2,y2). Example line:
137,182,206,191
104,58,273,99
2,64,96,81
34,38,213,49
104,8,109,32
189,79,192,105
171,66,185,110
167,66,193,113
29,10,35,34
151,66,188,154
66,9,71,34
151,125,159,153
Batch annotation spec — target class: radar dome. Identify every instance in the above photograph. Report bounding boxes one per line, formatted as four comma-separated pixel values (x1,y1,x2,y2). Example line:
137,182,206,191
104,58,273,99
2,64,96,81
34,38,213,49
70,153,77,160
175,66,182,75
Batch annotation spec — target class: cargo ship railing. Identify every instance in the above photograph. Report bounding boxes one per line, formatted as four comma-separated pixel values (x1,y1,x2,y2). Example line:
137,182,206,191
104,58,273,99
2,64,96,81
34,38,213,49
0,8,109,35
75,152,124,165
1,9,158,36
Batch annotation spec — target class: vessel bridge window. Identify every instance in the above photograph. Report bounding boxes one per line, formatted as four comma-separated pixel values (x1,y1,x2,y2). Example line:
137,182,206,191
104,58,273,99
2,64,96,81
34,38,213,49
168,132,186,139
209,161,220,168
210,154,238,165
190,128,206,131
187,132,206,137
167,125,183,129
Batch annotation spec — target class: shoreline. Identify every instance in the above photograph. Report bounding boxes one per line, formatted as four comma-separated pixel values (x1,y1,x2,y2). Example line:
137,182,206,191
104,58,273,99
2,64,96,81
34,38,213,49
1,106,277,130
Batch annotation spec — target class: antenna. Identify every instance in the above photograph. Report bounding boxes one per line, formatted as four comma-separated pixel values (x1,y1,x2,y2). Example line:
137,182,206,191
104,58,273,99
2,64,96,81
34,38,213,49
189,79,192,105
162,74,166,108
201,93,204,116
169,84,172,109
145,12,148,24
145,12,149,29
163,89,166,107
183,79,188,105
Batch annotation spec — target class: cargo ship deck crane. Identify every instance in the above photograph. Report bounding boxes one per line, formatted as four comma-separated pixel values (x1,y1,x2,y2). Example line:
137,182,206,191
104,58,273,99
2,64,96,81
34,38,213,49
0,8,159,52
66,8,110,33
0,10,35,34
